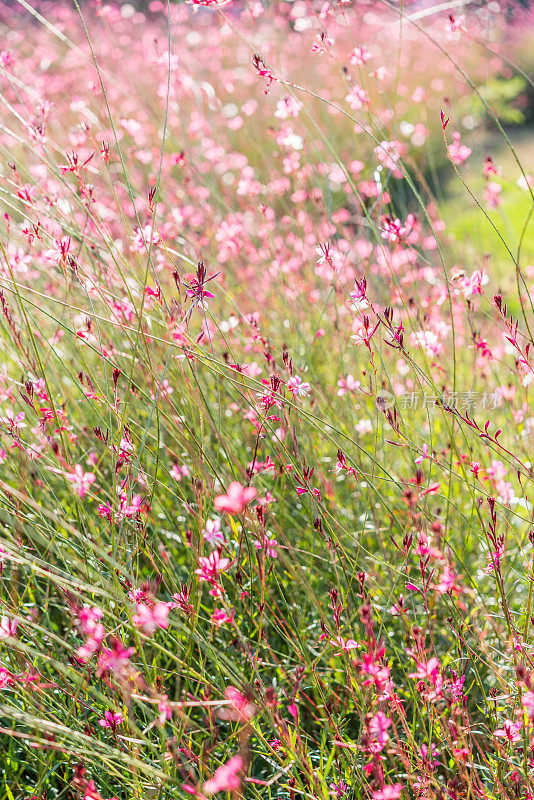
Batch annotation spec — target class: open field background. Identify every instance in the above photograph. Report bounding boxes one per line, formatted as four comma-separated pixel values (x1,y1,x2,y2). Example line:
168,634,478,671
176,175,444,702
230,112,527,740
1,1,534,799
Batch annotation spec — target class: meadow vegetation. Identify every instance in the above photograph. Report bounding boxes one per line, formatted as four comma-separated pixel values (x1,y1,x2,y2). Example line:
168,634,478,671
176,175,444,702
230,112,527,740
0,1,534,798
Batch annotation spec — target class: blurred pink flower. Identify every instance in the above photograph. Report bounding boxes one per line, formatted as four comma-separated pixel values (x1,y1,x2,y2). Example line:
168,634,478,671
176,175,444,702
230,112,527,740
203,755,242,795
132,603,170,634
214,482,257,514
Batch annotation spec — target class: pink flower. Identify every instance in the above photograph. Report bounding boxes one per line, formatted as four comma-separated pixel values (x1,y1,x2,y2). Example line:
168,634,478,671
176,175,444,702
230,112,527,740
484,181,502,208
2,408,26,431
254,535,278,558
98,710,124,730
0,616,17,639
97,639,135,676
203,518,225,547
373,785,403,800
449,132,471,165
78,606,103,636
158,695,172,725
329,635,359,656
350,46,371,65
434,565,462,595
345,85,369,111
374,140,405,178
211,608,234,628
369,711,392,753
494,719,522,742
409,657,443,701
380,214,415,243
132,603,170,634
414,443,430,465
446,13,465,33
523,691,534,717
287,376,311,398
186,0,231,6
66,464,96,498
0,664,13,689
203,755,242,795
337,375,361,396
311,32,334,56
196,551,231,580
170,463,190,481
409,656,441,682
214,482,257,514
77,623,105,662
219,686,256,722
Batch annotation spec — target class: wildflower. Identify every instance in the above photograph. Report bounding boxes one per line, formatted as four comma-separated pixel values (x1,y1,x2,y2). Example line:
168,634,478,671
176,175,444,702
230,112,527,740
203,518,226,547
380,214,415,243
373,785,403,800
132,603,170,634
203,755,242,795
414,443,430,464
219,686,256,721
329,635,359,656
186,0,232,6
494,719,522,742
369,711,392,752
78,606,103,636
330,780,349,797
287,376,311,398
523,691,534,716
77,623,105,662
311,32,334,56
98,501,113,521
254,535,278,558
337,375,361,395
170,463,190,481
0,664,13,689
421,743,440,768
1,408,26,431
374,140,405,177
185,261,217,307
349,279,370,311
409,657,443,701
275,95,302,119
252,53,276,90
211,608,234,628
411,330,443,358
98,710,124,730
214,482,257,514
0,616,17,639
97,639,135,676
172,584,194,616
116,492,142,520
448,132,471,165
73,770,118,800
434,564,462,595
345,85,369,111
195,551,231,594
484,181,502,208
350,46,371,65
446,13,465,33
66,464,96,498
158,695,172,725
484,155,498,176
